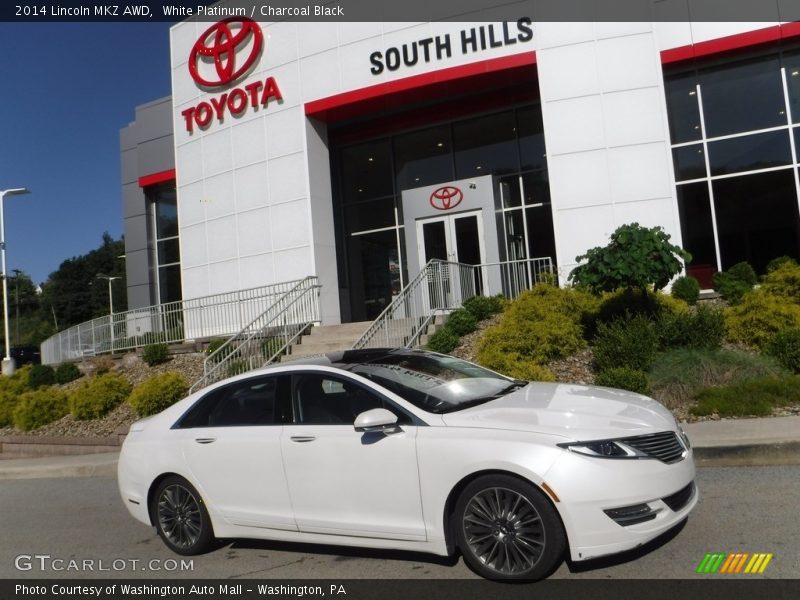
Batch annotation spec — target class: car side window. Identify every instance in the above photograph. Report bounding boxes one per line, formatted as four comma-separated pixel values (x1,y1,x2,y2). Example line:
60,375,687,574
175,375,290,428
292,373,411,426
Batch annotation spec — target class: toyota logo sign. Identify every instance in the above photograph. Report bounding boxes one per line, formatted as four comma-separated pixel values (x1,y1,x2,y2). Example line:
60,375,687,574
189,17,263,88
429,186,464,210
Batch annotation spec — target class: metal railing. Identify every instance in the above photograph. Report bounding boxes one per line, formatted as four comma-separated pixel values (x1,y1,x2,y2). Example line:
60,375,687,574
40,279,311,365
352,257,553,350
190,276,321,393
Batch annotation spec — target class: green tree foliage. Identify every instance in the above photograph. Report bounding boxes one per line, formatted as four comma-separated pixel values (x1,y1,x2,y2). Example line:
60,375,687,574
39,233,127,330
569,223,691,293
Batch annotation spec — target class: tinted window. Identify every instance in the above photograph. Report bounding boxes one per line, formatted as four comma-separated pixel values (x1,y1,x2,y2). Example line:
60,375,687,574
293,373,410,425
176,375,289,428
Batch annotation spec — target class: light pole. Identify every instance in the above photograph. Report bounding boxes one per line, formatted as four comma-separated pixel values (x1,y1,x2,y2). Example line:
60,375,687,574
96,274,120,350
12,269,21,346
1,187,30,376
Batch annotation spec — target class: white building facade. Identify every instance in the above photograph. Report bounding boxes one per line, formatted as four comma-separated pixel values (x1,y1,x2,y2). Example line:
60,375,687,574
127,13,800,326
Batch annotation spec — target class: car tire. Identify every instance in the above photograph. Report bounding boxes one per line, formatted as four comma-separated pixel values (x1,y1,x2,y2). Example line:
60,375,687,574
454,474,566,581
152,476,216,555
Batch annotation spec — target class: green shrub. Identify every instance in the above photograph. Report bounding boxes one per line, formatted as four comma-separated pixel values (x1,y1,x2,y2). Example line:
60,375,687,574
28,364,55,389
444,309,478,337
592,288,687,333
206,338,235,363
712,272,750,304
13,388,69,431
766,256,797,273
0,390,18,427
476,285,596,368
595,368,650,395
68,373,132,420
725,289,800,348
671,276,700,305
568,223,690,293
691,375,800,417
593,314,658,372
427,328,460,354
474,348,557,382
760,260,800,301
128,373,188,417
462,295,506,321
54,362,82,385
649,348,786,409
0,365,32,396
765,328,800,373
727,261,758,287
142,343,169,366
658,305,725,350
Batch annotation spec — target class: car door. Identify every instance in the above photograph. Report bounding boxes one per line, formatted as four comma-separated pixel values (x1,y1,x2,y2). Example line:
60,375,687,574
178,374,297,531
280,371,426,541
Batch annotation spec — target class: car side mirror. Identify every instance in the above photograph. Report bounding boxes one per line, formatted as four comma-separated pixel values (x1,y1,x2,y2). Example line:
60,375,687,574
354,408,399,433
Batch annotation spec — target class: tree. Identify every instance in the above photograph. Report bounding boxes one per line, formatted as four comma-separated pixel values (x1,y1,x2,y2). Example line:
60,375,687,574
568,223,690,294
39,233,127,329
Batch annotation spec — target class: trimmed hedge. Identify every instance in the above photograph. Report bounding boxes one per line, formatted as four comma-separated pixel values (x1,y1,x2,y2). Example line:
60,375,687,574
142,343,169,366
658,305,725,351
670,276,700,305
445,309,478,337
13,388,69,431
765,328,800,373
55,362,82,385
69,373,132,420
129,373,188,417
462,294,506,321
427,328,460,354
595,367,650,395
28,364,56,389
593,313,659,372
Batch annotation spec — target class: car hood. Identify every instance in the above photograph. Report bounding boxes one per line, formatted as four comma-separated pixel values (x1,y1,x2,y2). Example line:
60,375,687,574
440,383,676,441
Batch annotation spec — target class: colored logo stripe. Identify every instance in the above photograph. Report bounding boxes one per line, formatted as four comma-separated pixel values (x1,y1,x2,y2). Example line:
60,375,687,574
697,553,773,574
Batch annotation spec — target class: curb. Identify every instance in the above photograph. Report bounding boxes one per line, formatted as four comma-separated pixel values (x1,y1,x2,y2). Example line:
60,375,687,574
0,453,119,481
693,441,800,467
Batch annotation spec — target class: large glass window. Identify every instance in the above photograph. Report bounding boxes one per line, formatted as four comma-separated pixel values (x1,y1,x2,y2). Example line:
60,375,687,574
699,56,785,138
665,48,800,283
333,103,554,321
713,170,800,273
148,183,182,304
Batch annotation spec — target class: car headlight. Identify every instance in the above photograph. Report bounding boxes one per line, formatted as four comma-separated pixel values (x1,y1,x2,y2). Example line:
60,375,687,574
557,440,648,459
674,417,691,450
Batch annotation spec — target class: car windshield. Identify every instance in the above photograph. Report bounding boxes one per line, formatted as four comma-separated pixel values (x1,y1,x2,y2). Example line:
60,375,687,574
344,351,523,414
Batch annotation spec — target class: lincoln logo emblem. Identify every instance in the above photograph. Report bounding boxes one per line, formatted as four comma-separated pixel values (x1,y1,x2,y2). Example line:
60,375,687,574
429,186,464,210
189,17,263,88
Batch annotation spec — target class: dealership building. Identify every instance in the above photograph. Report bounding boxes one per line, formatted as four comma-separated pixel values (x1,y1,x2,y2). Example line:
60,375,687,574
121,9,800,331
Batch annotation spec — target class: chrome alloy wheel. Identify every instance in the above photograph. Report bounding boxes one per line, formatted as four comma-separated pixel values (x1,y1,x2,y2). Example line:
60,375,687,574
462,486,546,575
157,484,203,550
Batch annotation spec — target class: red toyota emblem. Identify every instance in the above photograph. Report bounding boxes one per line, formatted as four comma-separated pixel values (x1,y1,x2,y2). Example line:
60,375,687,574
189,18,263,88
429,186,464,210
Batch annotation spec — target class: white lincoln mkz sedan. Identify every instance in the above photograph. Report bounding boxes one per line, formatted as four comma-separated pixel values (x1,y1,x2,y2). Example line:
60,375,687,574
118,348,697,580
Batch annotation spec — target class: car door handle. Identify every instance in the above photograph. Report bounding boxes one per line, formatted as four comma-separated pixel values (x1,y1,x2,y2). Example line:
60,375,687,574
194,438,216,444
290,436,316,443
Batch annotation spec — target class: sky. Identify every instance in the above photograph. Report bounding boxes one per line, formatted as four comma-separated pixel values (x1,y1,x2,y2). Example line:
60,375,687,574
2,21,176,285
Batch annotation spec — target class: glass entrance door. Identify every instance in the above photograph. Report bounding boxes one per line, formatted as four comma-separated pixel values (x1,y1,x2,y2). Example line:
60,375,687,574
416,211,487,306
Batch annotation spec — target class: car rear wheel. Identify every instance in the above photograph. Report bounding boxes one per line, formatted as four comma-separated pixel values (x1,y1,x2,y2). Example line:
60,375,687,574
152,476,215,555
454,474,566,580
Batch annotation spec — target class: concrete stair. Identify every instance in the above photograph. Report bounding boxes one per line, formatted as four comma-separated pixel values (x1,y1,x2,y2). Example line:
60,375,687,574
287,321,372,359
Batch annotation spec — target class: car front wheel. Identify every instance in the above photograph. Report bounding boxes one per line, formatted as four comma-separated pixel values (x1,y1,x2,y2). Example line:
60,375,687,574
152,476,215,555
454,474,566,580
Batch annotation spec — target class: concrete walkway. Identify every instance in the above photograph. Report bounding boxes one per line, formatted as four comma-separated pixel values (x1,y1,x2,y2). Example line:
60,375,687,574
1,416,798,480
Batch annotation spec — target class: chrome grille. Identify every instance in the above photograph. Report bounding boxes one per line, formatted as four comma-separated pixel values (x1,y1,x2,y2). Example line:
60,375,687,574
623,431,686,464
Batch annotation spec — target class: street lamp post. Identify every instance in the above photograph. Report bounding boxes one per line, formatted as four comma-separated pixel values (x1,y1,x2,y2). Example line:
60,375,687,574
1,187,30,376
96,275,120,350
12,268,21,346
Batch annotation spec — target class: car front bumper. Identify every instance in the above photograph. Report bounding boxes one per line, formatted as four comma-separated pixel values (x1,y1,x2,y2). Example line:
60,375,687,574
543,448,697,562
